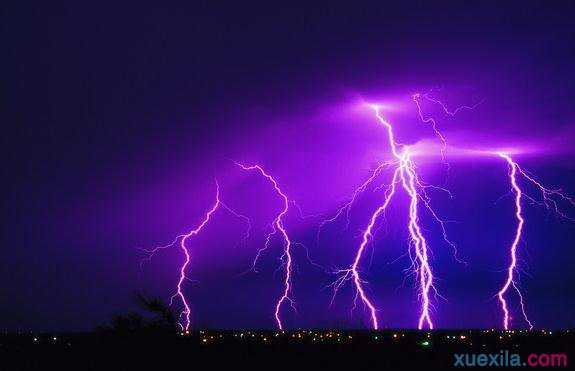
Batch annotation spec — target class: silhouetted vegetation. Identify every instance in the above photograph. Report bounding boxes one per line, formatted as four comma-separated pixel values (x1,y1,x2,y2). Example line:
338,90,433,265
95,293,177,336
2,329,573,370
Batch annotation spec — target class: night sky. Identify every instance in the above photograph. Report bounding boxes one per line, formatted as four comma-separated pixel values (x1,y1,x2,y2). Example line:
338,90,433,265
3,1,575,332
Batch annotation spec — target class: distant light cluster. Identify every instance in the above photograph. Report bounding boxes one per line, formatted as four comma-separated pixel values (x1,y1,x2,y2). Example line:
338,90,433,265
185,329,571,346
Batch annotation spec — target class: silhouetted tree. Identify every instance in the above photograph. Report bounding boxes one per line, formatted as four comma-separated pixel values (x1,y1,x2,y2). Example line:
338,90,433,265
96,292,177,336
135,292,177,332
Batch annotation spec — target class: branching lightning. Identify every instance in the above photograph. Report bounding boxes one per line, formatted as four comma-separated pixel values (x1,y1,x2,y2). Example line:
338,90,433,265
328,102,461,329
496,152,574,330
140,180,251,333
235,162,295,330
329,168,400,329
138,91,573,332
413,92,484,166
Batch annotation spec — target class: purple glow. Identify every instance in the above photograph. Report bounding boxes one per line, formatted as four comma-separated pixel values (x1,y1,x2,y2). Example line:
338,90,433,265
327,100,460,329
138,93,575,331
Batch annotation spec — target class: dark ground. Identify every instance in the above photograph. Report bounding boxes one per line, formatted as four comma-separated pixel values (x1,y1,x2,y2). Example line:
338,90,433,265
1,330,572,370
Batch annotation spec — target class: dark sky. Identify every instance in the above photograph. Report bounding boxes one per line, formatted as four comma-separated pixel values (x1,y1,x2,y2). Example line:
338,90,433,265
3,1,575,331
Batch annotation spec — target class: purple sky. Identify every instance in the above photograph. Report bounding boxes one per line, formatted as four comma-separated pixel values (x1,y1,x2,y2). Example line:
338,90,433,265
3,1,575,331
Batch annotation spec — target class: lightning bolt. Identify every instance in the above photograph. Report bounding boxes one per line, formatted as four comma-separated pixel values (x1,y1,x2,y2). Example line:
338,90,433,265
329,103,456,329
137,92,574,332
496,152,574,330
416,92,485,116
413,93,450,165
412,92,484,167
413,92,477,265
316,161,392,244
235,162,295,330
140,180,251,333
329,168,400,329
497,153,532,330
